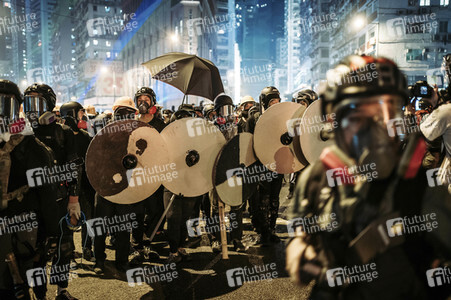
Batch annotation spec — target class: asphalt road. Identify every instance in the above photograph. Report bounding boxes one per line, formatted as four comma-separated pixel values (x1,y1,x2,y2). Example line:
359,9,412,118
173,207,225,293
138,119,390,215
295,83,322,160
42,183,312,300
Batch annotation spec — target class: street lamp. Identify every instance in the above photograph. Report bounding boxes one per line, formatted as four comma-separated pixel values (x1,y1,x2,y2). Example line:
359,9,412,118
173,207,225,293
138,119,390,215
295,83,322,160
352,16,366,31
351,15,380,56
170,33,179,43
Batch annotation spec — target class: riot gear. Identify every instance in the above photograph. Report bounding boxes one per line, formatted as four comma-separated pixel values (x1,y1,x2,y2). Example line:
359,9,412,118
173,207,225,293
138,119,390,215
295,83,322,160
320,55,408,116
134,87,156,106
60,101,85,133
0,80,22,135
259,86,280,110
134,87,156,114
112,96,137,121
24,83,57,112
203,103,216,121
293,89,318,107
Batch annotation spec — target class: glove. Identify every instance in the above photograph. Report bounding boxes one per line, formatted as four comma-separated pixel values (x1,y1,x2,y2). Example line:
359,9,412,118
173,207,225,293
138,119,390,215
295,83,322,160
67,196,81,222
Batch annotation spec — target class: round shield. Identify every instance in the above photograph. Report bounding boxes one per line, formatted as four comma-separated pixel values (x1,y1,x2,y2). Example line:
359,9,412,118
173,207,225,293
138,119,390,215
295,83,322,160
85,119,169,204
253,102,307,174
213,133,257,206
161,117,226,197
299,100,335,164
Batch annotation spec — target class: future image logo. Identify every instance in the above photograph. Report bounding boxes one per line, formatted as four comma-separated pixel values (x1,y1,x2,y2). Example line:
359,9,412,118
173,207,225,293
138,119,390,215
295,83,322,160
426,267,451,287
226,264,278,287
385,14,438,38
186,118,219,137
126,264,178,287
326,263,378,287
426,167,451,187
385,213,438,237
225,163,278,187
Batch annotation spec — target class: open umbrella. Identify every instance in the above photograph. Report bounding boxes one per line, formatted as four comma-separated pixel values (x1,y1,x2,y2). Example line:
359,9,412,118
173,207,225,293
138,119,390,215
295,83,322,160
142,52,224,102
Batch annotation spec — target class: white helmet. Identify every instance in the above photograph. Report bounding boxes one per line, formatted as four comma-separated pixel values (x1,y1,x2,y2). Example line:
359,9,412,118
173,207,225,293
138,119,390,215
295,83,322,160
239,95,255,106
112,96,138,112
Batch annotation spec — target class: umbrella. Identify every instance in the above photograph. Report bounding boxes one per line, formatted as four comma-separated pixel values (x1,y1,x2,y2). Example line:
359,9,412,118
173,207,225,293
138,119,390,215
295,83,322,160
142,52,224,102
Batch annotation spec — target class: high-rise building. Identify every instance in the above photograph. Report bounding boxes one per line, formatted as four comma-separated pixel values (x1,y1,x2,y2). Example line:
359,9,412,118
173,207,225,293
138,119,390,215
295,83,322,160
236,0,285,98
0,0,28,85
328,0,451,86
120,0,219,109
72,0,123,108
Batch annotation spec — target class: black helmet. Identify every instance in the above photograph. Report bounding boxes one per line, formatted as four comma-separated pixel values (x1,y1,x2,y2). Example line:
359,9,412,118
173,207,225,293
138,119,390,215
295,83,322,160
259,86,280,110
60,101,84,119
293,89,318,106
320,55,407,116
24,83,57,111
0,79,23,104
214,94,233,111
0,80,22,130
214,94,234,118
170,105,194,122
134,87,156,106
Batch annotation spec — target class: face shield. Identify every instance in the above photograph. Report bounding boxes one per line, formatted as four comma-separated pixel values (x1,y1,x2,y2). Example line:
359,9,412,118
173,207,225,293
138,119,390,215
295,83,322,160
0,95,21,134
334,95,404,179
23,95,48,116
218,105,234,118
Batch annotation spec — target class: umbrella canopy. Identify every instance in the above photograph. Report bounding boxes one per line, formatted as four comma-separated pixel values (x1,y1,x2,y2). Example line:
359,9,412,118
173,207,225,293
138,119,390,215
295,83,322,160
142,52,224,101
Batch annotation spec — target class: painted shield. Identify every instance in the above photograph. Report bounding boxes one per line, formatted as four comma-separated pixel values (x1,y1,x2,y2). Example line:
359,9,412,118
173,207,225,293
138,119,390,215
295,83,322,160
85,119,169,204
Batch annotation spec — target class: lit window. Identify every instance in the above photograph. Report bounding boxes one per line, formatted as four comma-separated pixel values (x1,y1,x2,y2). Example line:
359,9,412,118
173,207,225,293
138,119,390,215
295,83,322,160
93,39,98,45
85,41,90,48
106,52,111,58
440,0,449,5
106,41,111,47
420,0,430,6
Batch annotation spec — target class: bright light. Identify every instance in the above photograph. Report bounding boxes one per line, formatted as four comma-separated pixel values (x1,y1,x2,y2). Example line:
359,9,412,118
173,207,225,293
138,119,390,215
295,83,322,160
170,33,179,43
352,16,366,30
100,66,108,73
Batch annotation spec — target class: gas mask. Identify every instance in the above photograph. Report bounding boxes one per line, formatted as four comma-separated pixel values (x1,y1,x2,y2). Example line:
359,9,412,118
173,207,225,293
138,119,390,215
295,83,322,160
334,95,404,180
138,101,157,115
63,115,79,132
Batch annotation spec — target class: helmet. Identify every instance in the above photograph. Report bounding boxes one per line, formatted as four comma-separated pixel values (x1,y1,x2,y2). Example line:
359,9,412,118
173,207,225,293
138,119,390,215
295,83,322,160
24,83,57,112
0,80,22,132
134,87,156,106
203,103,215,117
320,55,408,116
0,79,22,104
259,86,280,110
60,101,84,119
320,55,407,179
239,95,255,107
170,105,194,122
214,94,233,110
293,89,318,106
214,94,234,118
112,96,138,112
84,104,96,116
